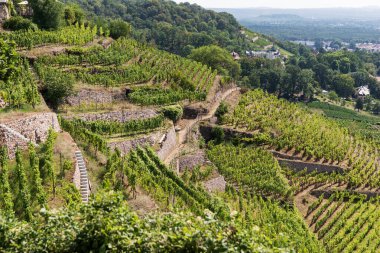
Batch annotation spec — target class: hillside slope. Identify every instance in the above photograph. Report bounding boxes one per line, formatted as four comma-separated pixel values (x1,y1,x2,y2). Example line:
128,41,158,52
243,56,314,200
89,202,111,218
66,0,275,55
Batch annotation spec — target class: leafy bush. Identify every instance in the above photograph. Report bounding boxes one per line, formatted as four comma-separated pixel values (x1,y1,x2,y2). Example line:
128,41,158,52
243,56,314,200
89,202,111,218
109,19,132,39
215,102,228,118
0,190,282,252
3,17,38,31
211,126,225,144
161,105,183,122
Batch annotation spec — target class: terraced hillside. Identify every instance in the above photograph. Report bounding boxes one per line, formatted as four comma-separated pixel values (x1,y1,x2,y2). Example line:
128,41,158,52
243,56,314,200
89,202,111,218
206,88,380,251
221,89,380,189
2,11,380,251
35,38,216,107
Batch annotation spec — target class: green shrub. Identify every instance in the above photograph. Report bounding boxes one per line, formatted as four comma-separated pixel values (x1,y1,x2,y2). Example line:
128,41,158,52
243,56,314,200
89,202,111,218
3,16,38,31
161,105,183,122
211,126,225,143
215,102,228,118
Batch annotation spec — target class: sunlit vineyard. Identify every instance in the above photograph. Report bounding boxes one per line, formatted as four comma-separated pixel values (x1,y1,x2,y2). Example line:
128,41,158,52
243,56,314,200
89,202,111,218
0,51,40,109
0,24,99,49
3,1,380,250
224,89,351,161
0,131,80,220
222,89,380,188
35,38,217,106
304,192,380,252
207,143,291,199
205,144,322,252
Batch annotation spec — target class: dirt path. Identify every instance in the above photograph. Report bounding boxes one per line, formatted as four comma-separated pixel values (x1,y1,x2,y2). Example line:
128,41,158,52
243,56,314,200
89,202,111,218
164,86,240,165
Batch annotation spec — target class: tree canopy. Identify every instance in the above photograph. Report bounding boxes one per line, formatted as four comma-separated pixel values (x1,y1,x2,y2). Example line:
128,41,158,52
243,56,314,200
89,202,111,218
189,45,241,79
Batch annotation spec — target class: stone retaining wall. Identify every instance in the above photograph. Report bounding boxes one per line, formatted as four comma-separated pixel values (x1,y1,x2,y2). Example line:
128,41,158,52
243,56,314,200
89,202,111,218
66,109,158,122
199,123,345,174
6,113,61,143
108,132,160,156
0,113,60,158
0,4,9,22
199,123,254,142
108,126,177,160
177,151,207,172
203,176,226,193
157,126,176,160
66,89,125,106
183,104,208,119
278,159,344,174
0,126,30,158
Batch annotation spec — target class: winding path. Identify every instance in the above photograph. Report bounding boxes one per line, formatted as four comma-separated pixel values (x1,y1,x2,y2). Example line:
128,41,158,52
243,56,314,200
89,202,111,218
164,87,240,165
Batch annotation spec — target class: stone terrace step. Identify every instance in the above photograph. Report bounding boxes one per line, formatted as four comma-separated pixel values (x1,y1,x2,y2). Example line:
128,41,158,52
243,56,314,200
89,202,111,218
75,150,90,203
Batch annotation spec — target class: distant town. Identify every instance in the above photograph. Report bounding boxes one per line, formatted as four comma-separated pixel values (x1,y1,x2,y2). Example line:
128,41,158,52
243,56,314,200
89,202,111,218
292,40,380,52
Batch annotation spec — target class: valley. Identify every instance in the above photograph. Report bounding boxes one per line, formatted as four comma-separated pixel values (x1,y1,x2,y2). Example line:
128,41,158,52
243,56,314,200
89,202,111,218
1,0,380,252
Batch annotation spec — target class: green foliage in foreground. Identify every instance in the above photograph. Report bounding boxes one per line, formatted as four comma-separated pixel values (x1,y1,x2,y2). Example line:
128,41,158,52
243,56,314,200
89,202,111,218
0,191,286,252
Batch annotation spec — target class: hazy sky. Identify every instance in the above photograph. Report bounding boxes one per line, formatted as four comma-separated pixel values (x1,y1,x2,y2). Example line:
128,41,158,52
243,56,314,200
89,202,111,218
174,0,380,9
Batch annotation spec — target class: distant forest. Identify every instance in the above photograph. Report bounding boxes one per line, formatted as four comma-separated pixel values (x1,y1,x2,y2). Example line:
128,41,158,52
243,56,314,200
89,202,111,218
66,0,253,55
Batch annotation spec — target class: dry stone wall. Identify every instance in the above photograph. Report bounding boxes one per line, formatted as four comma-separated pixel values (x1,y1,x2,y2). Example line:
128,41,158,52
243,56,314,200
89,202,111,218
0,97,7,108
177,151,207,172
108,126,177,160
157,126,176,160
0,126,30,158
0,113,60,158
203,176,226,193
6,113,60,143
67,109,158,122
0,4,9,22
108,133,160,156
65,89,125,106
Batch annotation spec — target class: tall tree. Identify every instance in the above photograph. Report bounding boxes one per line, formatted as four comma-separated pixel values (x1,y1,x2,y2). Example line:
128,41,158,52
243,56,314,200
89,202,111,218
189,45,241,79
30,0,65,30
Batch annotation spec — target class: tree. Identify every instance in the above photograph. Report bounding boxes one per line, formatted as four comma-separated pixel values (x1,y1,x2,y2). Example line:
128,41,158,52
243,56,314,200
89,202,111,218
211,126,225,144
313,63,332,89
298,69,316,99
30,0,65,30
332,74,355,98
188,45,241,79
109,19,132,39
340,57,351,74
161,105,183,123
64,4,84,26
43,70,74,110
372,102,380,115
3,16,38,31
355,98,364,111
350,71,374,87
328,91,339,102
215,102,228,118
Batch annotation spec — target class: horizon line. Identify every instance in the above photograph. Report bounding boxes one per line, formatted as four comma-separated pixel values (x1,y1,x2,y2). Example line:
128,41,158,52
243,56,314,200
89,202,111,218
209,6,380,10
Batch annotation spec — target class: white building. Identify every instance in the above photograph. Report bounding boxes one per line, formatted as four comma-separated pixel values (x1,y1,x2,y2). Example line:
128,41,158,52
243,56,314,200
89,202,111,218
356,86,370,96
